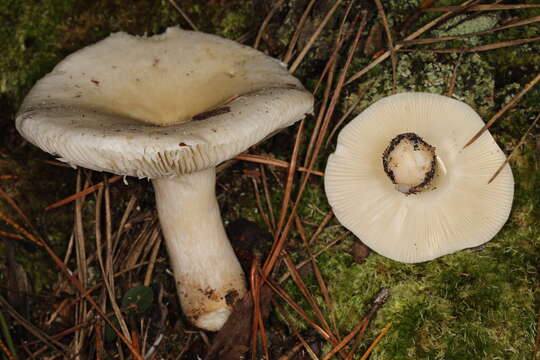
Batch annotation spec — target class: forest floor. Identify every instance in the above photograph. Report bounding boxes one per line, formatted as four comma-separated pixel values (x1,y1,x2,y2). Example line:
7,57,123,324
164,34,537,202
1,0,540,359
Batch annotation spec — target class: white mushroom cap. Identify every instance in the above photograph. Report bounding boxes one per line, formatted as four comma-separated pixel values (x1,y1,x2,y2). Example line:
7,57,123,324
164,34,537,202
16,27,313,178
325,93,514,263
15,27,314,331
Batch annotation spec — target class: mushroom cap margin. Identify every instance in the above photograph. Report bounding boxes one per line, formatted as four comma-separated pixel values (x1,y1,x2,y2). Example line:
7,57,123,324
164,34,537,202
17,87,313,178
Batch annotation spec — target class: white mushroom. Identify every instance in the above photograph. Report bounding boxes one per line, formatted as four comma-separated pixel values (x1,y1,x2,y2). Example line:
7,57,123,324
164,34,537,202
325,93,514,263
16,27,314,330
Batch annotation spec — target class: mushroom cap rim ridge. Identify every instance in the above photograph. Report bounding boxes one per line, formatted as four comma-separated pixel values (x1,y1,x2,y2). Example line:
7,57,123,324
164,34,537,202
17,85,313,179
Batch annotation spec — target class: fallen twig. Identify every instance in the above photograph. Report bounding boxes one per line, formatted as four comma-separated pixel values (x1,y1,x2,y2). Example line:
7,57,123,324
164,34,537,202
45,175,122,210
346,288,390,359
283,252,335,342
325,88,366,148
447,50,466,96
0,231,24,240
323,318,368,360
0,310,18,360
275,119,305,240
282,0,317,64
0,294,68,356
260,166,276,230
265,14,369,279
278,231,350,284
489,113,540,184
235,154,324,176
0,186,41,237
0,337,16,360
309,210,334,245
374,0,397,92
400,15,540,46
465,71,540,148
41,159,73,168
398,36,540,53
295,216,340,338
289,0,344,73
274,300,320,360
254,0,284,49
359,323,392,360
264,278,332,343
167,0,199,31
346,0,480,85
424,4,540,12
0,212,42,247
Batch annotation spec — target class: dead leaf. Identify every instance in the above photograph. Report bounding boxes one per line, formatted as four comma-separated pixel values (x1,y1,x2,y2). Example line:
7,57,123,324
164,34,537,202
226,219,272,273
364,23,383,56
205,286,273,360
350,240,370,264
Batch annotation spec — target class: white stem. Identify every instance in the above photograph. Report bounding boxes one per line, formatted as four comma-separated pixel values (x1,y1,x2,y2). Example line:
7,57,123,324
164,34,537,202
152,168,246,331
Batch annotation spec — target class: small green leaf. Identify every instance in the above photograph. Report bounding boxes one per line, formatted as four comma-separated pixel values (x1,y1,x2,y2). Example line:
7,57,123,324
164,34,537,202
104,317,119,343
121,285,154,314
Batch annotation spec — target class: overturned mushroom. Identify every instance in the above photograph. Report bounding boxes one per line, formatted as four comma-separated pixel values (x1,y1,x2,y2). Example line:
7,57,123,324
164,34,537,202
325,93,514,263
16,27,314,330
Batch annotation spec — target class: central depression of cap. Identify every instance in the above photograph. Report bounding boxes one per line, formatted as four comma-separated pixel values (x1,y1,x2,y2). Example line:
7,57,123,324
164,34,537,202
16,28,313,178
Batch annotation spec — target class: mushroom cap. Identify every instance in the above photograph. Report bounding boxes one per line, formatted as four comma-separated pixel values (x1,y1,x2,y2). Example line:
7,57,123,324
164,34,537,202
16,27,314,178
325,93,514,263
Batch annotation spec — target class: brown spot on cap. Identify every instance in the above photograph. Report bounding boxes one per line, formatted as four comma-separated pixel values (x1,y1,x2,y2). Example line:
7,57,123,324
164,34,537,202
193,106,231,121
198,287,219,301
225,290,239,306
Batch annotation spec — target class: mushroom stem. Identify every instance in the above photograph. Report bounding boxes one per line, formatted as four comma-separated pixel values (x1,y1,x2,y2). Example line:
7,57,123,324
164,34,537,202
152,168,246,331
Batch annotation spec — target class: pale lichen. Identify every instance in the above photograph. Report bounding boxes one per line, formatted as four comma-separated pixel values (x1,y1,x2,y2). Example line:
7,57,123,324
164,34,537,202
345,51,495,120
431,14,500,46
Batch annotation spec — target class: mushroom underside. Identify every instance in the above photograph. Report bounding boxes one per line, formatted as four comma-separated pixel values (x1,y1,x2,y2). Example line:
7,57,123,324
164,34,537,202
325,93,514,263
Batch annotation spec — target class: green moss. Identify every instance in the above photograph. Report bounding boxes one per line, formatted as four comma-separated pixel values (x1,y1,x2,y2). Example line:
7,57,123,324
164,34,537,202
183,0,253,38
431,14,500,46
217,4,252,39
384,0,422,27
0,0,74,101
